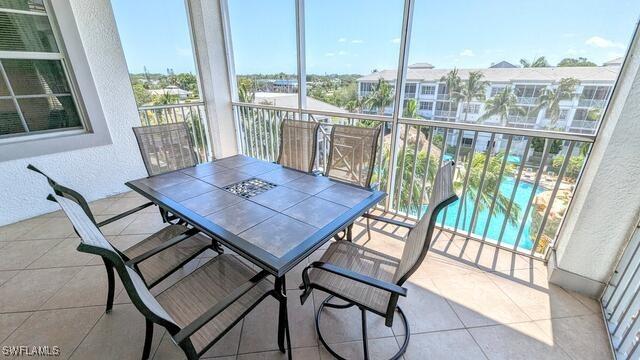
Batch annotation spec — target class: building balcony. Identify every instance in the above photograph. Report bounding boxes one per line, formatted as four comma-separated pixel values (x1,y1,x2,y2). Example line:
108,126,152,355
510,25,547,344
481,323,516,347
578,98,608,108
434,109,457,117
517,96,539,105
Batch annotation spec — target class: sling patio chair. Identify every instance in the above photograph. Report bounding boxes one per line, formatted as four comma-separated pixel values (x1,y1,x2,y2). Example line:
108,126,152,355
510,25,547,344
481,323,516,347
300,162,458,360
49,193,276,360
27,164,221,312
324,124,382,241
133,122,199,223
277,119,320,173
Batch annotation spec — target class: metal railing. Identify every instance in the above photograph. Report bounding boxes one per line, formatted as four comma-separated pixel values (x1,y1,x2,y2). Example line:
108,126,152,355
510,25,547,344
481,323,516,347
602,221,640,359
436,94,450,100
578,98,607,108
232,102,595,258
138,102,213,163
517,96,538,105
434,110,457,117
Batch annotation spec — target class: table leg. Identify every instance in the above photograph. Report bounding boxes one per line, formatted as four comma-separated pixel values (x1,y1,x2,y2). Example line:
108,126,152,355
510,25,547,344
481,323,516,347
275,276,292,359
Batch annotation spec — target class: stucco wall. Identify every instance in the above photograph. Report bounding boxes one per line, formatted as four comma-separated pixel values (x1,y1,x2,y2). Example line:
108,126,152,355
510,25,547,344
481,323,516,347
0,0,146,226
550,26,640,292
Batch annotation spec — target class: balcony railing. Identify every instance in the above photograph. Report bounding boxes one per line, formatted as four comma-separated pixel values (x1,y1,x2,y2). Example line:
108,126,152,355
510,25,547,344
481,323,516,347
138,102,213,163
517,96,538,105
578,98,607,108
232,102,595,259
436,93,450,100
434,110,457,117
507,116,538,127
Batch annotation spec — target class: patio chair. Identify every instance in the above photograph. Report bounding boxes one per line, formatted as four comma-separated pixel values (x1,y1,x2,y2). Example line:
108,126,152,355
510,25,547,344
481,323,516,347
49,193,275,360
300,162,458,360
133,122,199,223
27,164,221,312
324,124,382,241
277,119,320,173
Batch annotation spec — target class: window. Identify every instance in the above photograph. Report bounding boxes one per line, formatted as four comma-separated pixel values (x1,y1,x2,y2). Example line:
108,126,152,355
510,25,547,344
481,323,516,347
112,0,200,107
462,103,480,114
462,137,474,146
305,0,403,115
405,83,417,96
0,2,83,138
228,0,298,105
419,101,433,110
490,86,504,97
420,85,435,95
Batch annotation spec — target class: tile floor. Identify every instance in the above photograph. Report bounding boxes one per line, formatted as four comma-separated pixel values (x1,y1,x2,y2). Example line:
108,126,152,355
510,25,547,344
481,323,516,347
0,191,612,359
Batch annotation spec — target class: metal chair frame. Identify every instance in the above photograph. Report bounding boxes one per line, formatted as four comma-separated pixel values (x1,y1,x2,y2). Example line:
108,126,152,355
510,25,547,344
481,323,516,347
276,119,320,173
48,194,277,360
300,162,458,360
28,164,222,312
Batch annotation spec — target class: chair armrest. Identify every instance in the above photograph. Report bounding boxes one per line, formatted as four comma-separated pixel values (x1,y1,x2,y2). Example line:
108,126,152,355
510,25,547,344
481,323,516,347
173,270,270,344
96,202,155,227
361,213,414,229
303,261,407,297
125,227,200,266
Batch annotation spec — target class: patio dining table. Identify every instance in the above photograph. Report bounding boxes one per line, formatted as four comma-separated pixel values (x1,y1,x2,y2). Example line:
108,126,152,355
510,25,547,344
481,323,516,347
126,154,385,357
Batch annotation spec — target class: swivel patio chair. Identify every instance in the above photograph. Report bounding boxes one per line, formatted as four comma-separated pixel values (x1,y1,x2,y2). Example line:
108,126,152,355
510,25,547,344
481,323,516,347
50,194,276,360
324,124,382,241
300,162,458,360
27,165,220,312
133,122,199,223
277,119,320,173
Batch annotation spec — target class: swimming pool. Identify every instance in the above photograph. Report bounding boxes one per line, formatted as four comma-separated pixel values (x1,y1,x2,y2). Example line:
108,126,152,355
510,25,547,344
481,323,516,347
422,177,544,251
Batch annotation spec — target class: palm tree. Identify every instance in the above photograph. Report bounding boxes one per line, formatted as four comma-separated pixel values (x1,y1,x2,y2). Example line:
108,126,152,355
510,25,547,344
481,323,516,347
479,87,523,126
238,79,255,103
520,56,549,68
365,78,394,115
346,97,367,113
534,77,579,128
403,99,418,118
440,68,462,101
459,71,487,122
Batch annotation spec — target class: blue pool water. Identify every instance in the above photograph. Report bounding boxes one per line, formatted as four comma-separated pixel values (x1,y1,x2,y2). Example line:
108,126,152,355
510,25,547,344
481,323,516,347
422,177,544,250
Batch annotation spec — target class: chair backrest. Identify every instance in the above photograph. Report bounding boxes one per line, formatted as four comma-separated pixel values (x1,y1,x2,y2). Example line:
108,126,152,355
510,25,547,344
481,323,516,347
27,164,97,224
393,161,458,284
277,119,319,173
325,124,381,188
133,123,197,176
51,193,178,329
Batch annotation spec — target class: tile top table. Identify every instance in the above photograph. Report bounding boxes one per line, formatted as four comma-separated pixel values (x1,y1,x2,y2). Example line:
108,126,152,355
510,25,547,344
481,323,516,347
126,155,386,276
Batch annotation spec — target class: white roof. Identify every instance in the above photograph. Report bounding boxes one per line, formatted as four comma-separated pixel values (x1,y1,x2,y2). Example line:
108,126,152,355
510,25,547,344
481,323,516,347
254,92,347,113
149,87,192,96
358,65,620,84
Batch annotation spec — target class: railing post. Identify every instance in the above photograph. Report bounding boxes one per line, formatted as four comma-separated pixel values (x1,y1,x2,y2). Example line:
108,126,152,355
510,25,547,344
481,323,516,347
386,0,415,210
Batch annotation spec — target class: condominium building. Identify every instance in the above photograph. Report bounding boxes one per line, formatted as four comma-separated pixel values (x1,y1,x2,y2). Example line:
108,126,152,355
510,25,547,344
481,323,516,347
357,59,622,137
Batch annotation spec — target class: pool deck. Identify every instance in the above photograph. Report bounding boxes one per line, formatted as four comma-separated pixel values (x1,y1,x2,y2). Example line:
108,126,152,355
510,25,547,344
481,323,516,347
0,191,612,359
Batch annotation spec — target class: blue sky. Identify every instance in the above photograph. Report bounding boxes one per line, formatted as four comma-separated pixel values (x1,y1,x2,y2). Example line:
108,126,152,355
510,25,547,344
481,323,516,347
112,0,639,75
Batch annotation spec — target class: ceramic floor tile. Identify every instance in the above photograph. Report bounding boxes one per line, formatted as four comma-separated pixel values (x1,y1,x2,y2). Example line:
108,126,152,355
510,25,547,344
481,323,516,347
2,306,103,359
431,273,530,327
534,315,613,360
17,217,75,240
120,212,167,235
69,304,165,360
0,267,82,313
0,312,32,343
0,239,62,270
27,237,94,269
237,346,320,360
400,329,488,360
318,336,400,360
469,322,571,360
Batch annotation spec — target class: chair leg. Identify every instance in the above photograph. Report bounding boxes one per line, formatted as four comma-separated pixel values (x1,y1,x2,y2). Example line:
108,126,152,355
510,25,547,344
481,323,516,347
316,295,409,360
366,216,371,240
142,319,153,360
103,259,115,314
361,307,370,360
346,224,353,242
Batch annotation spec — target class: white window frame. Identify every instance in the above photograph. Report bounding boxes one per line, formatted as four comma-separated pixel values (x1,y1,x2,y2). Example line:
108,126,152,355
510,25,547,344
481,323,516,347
419,101,432,110
420,84,435,95
0,0,112,162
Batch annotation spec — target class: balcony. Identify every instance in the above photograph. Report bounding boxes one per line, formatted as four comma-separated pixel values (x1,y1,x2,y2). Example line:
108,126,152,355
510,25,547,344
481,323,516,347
1,1,639,359
578,99,607,108
517,97,539,105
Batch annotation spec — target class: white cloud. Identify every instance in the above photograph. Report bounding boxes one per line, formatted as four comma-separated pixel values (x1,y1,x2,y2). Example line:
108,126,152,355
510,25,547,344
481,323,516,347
351,39,363,44
338,50,348,55
324,52,335,57
607,52,624,60
585,36,624,49
338,37,347,43
391,38,400,44
459,49,475,57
